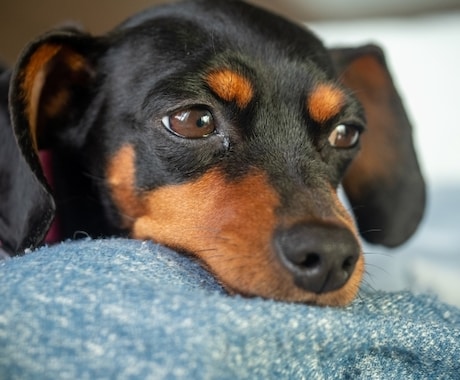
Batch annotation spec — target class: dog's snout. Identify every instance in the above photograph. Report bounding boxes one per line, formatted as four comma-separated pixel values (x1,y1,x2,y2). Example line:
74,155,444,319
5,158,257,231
275,223,360,294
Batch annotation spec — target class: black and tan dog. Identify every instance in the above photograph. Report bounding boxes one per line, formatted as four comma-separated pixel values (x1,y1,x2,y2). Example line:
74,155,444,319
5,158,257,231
0,0,425,306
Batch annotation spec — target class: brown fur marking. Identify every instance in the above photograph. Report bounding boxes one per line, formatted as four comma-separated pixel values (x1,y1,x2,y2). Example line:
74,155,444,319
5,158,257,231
21,44,90,151
106,145,363,305
207,69,254,108
106,145,143,228
21,44,61,151
307,84,345,124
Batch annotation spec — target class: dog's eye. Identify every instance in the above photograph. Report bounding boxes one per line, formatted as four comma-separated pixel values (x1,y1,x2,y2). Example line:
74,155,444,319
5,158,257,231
328,124,360,148
162,108,215,139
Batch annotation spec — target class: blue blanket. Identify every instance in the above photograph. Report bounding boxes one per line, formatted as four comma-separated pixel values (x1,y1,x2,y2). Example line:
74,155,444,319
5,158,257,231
1,238,459,379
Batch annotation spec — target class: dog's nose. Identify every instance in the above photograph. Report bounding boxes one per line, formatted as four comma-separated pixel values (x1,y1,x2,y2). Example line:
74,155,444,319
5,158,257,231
274,223,360,294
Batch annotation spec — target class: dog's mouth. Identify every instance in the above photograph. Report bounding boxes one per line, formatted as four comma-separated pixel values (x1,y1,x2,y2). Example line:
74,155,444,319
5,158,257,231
138,222,364,307
176,240,364,307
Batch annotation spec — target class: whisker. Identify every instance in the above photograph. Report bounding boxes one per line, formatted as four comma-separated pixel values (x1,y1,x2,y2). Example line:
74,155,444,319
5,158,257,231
364,250,392,258
73,230,91,239
360,275,378,291
81,170,106,183
364,263,391,276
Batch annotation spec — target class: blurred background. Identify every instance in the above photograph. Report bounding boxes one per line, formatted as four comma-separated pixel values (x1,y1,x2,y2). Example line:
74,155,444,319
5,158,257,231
1,0,460,306
1,0,459,65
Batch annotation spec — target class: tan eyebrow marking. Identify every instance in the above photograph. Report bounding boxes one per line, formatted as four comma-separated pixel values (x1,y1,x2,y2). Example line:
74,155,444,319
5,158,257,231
206,69,254,108
307,84,345,124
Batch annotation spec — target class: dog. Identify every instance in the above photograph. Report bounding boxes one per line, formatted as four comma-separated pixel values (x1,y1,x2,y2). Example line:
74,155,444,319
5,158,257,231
0,0,425,306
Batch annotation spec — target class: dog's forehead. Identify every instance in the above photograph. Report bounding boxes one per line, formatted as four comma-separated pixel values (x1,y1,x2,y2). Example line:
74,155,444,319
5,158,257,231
112,0,332,73
104,0,340,120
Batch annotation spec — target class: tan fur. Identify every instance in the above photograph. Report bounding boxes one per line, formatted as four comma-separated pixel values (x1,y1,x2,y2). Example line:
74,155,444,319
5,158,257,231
106,145,363,306
207,69,254,108
307,84,345,124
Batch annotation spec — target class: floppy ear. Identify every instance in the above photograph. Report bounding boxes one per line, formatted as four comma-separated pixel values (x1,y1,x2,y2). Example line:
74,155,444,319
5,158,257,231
1,28,97,254
330,45,426,247
0,69,54,254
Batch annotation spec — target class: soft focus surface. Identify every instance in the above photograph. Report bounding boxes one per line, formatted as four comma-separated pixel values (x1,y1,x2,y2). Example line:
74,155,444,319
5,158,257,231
1,238,459,379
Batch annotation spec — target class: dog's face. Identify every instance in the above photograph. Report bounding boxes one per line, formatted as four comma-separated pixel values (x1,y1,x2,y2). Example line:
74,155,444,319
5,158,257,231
3,0,425,305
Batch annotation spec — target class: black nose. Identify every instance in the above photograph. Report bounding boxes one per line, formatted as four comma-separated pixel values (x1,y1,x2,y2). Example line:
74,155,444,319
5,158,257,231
274,223,360,294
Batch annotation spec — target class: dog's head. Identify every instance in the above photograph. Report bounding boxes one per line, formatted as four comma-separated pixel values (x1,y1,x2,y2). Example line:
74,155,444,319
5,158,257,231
3,0,425,305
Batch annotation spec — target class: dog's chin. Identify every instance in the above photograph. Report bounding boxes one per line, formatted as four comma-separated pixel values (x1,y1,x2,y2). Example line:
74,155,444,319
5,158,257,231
145,238,364,307
229,280,361,307
224,286,359,307
202,252,364,307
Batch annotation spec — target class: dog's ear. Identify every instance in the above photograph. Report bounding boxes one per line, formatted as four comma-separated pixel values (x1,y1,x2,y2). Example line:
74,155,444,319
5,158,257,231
1,69,55,254
10,27,98,155
2,28,97,254
330,45,425,247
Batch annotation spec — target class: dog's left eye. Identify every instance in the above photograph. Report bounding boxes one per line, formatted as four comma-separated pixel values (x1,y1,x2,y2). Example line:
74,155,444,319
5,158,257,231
328,124,360,149
162,108,215,139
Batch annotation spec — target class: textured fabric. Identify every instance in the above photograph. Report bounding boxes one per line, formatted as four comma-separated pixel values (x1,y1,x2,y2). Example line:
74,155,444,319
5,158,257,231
0,238,459,380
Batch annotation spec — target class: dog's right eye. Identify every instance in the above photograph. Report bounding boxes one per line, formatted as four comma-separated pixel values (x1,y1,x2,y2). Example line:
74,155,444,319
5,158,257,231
161,108,216,139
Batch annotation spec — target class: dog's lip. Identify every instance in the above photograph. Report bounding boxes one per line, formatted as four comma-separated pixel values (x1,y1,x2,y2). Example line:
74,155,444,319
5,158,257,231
173,241,361,306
